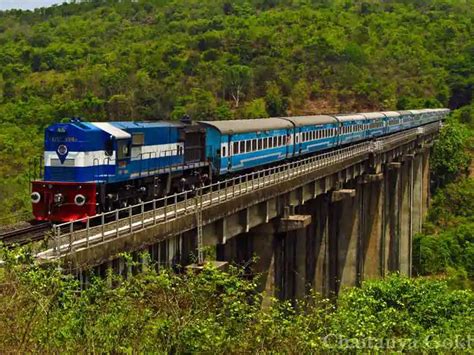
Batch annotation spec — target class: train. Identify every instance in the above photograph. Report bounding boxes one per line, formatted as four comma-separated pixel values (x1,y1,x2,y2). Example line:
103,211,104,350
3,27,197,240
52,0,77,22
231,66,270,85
31,108,449,222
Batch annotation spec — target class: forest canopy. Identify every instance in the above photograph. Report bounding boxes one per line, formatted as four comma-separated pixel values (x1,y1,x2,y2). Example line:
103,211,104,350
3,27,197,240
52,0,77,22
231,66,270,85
0,0,473,219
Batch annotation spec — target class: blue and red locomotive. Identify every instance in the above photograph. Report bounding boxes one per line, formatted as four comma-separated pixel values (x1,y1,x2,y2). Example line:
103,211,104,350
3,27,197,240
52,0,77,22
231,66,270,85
31,108,449,222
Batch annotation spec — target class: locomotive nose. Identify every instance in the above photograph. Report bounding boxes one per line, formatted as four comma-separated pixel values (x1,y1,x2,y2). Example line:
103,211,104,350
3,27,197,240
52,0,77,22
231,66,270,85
53,193,65,205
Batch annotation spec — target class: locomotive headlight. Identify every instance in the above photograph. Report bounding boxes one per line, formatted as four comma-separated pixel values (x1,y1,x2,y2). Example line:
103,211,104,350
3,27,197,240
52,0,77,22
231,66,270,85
57,144,68,156
31,192,41,204
54,193,64,204
74,194,86,206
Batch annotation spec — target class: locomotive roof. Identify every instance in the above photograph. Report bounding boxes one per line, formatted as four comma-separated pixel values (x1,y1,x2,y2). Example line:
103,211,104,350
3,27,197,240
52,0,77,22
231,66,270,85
279,115,337,126
91,122,131,139
110,121,185,129
199,118,293,134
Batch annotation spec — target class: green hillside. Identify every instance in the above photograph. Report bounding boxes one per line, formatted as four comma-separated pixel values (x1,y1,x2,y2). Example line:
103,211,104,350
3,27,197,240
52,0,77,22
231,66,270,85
0,0,473,219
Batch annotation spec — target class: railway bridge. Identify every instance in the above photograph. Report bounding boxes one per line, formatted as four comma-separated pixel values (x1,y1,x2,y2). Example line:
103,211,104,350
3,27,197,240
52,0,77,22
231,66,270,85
37,122,440,299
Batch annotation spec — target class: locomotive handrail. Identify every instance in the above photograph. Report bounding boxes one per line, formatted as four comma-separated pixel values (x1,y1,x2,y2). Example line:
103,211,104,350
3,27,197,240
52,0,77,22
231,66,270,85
41,122,442,259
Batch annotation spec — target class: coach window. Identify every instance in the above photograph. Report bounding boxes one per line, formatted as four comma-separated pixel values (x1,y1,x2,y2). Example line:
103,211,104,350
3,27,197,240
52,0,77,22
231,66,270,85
263,138,268,149
246,140,251,152
240,141,245,153
252,139,256,151
258,139,262,150
233,142,239,155
222,146,227,157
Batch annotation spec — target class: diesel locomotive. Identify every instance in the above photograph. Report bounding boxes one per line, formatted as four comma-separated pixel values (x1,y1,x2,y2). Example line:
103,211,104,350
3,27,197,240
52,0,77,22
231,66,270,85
31,108,449,222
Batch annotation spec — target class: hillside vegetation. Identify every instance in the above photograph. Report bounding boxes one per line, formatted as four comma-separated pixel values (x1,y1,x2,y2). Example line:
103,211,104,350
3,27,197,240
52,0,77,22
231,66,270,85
1,251,473,352
0,0,473,220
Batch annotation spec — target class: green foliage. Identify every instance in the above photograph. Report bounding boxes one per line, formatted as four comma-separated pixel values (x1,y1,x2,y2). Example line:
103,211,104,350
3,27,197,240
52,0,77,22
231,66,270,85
265,81,288,117
1,248,473,352
431,118,472,187
414,222,474,279
414,178,474,283
451,103,474,128
242,98,268,119
0,0,473,222
329,276,474,350
428,178,474,228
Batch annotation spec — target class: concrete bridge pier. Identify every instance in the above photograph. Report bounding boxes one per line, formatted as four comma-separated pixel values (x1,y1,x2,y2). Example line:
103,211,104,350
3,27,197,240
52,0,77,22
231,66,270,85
328,186,360,295
360,173,385,282
421,147,431,219
399,155,414,276
384,162,401,273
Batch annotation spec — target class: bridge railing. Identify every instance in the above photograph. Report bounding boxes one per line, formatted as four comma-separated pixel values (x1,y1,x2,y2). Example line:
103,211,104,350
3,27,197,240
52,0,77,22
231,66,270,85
43,122,441,259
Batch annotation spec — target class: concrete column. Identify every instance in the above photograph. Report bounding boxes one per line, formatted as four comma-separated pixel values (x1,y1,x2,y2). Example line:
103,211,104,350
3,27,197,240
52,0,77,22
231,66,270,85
305,196,329,296
412,154,423,235
361,175,384,281
399,158,413,276
328,184,360,295
246,223,277,306
385,165,401,273
294,227,307,299
421,149,431,219
274,230,295,301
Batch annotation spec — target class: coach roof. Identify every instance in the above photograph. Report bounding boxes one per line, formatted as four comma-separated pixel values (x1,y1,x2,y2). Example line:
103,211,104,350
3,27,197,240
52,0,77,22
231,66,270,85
199,118,293,134
279,115,337,127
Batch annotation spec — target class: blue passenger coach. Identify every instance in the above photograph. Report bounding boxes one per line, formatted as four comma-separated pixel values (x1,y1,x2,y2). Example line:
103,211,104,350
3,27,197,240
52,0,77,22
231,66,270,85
382,111,402,134
280,115,339,156
362,112,385,138
335,114,368,145
200,119,293,175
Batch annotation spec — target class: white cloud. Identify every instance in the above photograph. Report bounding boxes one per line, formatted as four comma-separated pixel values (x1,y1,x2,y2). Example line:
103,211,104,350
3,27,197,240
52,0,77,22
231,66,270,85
0,0,65,10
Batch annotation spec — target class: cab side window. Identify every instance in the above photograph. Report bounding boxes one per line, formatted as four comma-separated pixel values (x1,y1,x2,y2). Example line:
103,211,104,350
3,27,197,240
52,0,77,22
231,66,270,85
117,140,131,159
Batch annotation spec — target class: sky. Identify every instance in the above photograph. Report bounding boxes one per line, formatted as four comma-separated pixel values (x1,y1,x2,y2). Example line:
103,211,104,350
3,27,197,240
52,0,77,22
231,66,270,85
0,0,64,10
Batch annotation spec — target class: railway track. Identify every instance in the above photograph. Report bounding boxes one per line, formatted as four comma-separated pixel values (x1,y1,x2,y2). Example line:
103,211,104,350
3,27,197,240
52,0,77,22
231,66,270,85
0,222,52,246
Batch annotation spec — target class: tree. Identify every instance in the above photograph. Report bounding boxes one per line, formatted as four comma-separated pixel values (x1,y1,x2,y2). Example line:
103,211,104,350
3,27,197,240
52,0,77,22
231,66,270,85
223,65,252,108
265,82,287,117
186,88,217,121
431,119,472,187
242,98,267,119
